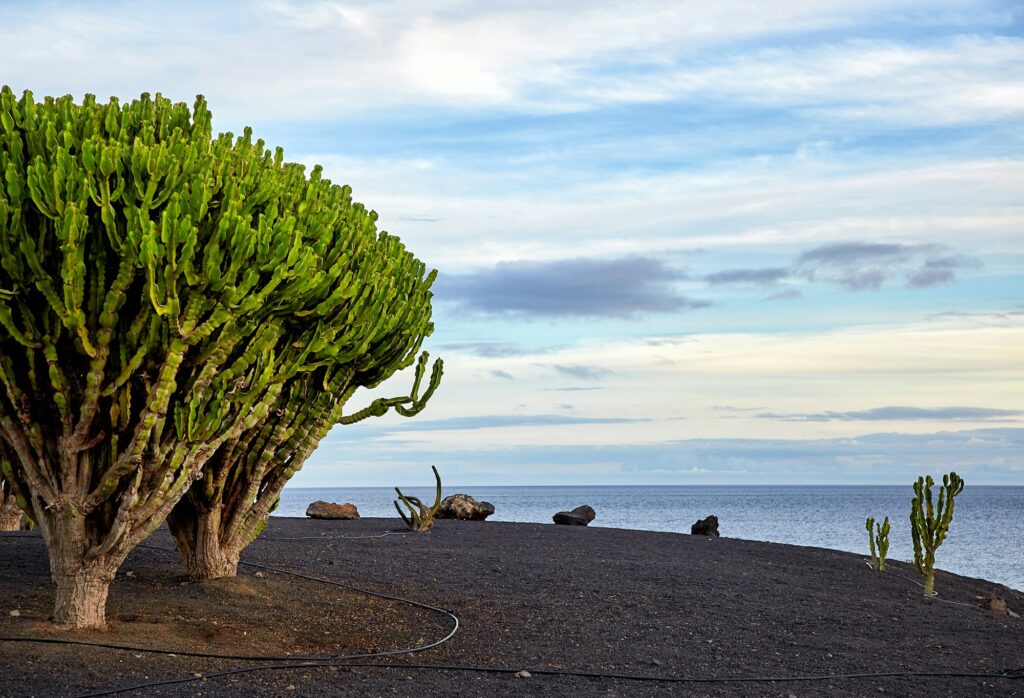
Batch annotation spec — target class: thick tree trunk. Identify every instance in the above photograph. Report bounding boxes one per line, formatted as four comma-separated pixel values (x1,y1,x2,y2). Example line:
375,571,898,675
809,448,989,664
52,563,117,629
168,502,240,580
0,498,22,531
44,510,124,630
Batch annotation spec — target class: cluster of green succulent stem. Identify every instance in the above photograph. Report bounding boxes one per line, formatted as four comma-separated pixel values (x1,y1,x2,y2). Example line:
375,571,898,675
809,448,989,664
0,88,440,626
910,471,963,597
865,515,889,572
394,465,442,532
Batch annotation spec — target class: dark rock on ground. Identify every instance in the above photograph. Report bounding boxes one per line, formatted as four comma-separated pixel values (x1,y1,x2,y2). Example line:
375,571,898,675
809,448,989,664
436,494,495,521
305,501,359,520
691,515,719,536
979,595,1008,615
553,505,596,526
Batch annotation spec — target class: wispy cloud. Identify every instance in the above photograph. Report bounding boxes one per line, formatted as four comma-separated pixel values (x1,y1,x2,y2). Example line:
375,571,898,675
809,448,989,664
438,257,709,318
793,242,980,290
439,341,551,358
706,242,981,293
763,289,803,301
758,406,1023,422
705,267,790,286
548,364,615,381
355,414,649,433
6,2,1019,126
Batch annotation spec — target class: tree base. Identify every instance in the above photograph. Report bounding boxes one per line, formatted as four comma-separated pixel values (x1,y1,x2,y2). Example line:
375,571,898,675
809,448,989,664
0,504,22,532
53,566,116,630
183,551,240,581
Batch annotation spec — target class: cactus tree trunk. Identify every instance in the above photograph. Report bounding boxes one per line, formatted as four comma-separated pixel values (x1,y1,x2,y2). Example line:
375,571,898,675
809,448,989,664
923,572,935,597
0,497,22,531
46,512,124,630
167,502,242,580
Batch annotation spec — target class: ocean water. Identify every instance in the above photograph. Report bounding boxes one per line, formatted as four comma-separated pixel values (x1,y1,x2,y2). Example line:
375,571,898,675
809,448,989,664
276,485,1024,591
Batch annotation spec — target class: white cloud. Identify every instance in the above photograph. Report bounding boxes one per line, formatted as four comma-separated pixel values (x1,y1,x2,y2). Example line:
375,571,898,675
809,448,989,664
306,153,1024,268
2,1,1020,123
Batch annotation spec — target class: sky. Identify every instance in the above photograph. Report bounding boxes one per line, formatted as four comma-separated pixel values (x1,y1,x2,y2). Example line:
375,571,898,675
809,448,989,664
1,0,1022,485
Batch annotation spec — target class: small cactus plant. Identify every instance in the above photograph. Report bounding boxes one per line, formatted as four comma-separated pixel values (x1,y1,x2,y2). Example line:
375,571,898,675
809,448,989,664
910,471,964,597
394,466,442,532
865,516,890,572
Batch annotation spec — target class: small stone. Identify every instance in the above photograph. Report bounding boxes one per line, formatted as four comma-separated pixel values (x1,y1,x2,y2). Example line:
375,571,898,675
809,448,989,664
254,571,264,579
193,673,202,678
8,609,20,617
286,685,296,691
826,653,833,658
515,670,531,679
126,571,135,578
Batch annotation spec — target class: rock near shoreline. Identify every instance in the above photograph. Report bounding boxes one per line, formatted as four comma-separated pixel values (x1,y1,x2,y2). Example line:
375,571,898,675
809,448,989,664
436,494,495,521
691,515,720,536
553,505,596,526
305,501,360,520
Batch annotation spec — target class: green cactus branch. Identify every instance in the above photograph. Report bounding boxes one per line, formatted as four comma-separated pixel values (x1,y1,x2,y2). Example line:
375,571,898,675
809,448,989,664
394,465,442,532
0,87,438,625
865,516,890,572
340,352,443,425
910,471,964,597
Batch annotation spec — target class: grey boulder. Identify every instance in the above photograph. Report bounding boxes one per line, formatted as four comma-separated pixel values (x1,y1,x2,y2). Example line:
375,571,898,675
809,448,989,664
436,494,495,521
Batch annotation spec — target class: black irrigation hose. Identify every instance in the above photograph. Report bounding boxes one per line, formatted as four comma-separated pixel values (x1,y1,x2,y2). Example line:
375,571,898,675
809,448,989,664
2,532,1022,696
259,530,412,541
70,660,1024,697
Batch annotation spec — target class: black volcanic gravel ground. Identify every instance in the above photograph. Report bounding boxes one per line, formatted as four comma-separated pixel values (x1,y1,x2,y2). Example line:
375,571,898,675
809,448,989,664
1,517,1022,697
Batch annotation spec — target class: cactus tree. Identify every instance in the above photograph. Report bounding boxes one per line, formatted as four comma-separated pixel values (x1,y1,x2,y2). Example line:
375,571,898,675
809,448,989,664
910,471,964,597
865,515,889,572
0,88,436,627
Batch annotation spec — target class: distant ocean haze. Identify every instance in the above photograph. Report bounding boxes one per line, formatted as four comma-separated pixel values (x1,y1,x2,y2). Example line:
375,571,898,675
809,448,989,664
277,485,1024,592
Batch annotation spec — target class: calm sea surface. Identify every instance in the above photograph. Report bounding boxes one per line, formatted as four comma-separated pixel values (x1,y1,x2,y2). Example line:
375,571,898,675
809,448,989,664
276,485,1024,591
